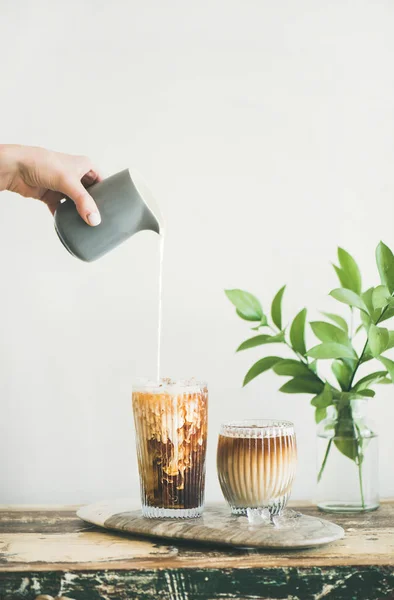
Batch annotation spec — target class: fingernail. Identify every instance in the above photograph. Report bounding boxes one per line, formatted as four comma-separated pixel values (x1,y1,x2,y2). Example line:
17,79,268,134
87,211,101,226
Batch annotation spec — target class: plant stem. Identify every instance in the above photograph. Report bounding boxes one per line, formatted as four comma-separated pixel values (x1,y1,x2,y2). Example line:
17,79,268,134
268,325,320,377
354,422,366,510
358,459,365,509
347,303,390,391
318,438,333,482
346,339,368,391
350,307,354,340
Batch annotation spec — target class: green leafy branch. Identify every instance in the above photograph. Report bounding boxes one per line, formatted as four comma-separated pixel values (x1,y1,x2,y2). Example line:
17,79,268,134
226,242,394,505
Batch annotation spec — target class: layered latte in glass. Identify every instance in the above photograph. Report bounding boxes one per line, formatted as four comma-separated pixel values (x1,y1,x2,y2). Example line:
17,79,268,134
217,420,297,515
132,378,208,518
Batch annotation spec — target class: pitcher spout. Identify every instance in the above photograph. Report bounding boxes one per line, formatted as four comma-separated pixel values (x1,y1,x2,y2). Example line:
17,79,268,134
130,169,165,235
54,167,165,262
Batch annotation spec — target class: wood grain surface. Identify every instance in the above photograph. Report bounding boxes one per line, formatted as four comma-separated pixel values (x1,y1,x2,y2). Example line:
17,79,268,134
77,501,344,549
0,502,393,600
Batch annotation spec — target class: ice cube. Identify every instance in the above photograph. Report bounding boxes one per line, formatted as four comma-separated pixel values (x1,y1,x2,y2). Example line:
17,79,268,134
246,507,272,526
272,508,302,528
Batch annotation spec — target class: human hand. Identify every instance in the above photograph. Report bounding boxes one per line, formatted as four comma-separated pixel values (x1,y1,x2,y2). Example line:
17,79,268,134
0,144,102,226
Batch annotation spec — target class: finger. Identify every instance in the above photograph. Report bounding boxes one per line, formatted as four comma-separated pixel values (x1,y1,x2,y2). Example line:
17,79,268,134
41,190,63,215
61,178,101,226
77,157,103,184
81,169,101,187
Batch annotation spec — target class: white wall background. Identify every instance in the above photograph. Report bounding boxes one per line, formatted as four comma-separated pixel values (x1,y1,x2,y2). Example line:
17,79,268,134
1,0,394,505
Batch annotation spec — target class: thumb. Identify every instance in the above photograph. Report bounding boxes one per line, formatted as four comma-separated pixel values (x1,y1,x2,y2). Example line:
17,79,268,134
62,178,101,226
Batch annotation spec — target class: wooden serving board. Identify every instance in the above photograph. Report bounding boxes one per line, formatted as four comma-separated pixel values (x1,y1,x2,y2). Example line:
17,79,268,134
77,500,344,549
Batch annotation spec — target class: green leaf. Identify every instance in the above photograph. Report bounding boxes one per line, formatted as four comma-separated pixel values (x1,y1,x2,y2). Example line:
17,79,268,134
376,241,394,294
372,285,391,310
333,264,348,290
250,314,268,330
307,342,357,360
377,356,394,383
360,343,373,363
310,321,349,345
280,377,324,394
336,248,362,294
330,288,369,314
332,360,352,391
334,438,358,461
383,331,394,352
342,356,358,370
273,359,312,377
243,356,282,386
361,287,381,326
290,308,307,356
379,303,394,323
311,383,333,408
353,371,388,391
225,289,263,321
237,332,285,352
271,285,286,330
368,324,389,358
315,407,327,423
354,389,375,398
236,310,263,324
321,312,348,334
360,310,372,330
334,411,359,461
361,288,379,321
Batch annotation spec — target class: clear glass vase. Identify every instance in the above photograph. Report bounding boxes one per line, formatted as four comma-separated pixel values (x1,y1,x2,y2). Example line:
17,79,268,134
316,400,379,513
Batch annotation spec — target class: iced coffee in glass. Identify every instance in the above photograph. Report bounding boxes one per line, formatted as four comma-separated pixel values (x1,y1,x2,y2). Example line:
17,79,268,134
132,378,208,518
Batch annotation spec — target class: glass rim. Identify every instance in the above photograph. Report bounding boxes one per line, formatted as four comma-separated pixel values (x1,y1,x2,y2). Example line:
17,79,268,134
220,419,294,438
132,377,207,393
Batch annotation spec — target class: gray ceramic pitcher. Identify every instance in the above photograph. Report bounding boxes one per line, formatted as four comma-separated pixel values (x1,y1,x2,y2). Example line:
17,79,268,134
54,168,163,262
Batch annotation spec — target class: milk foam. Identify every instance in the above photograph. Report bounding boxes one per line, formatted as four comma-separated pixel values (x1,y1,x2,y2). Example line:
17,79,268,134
132,377,206,396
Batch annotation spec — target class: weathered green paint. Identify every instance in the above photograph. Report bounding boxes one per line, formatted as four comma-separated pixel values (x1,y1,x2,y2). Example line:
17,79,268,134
1,566,394,600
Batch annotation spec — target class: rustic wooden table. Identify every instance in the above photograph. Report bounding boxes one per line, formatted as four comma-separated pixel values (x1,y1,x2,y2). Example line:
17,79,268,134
0,502,393,600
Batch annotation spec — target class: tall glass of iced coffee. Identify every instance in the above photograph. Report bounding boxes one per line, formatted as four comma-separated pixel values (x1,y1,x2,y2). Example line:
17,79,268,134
132,378,208,518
